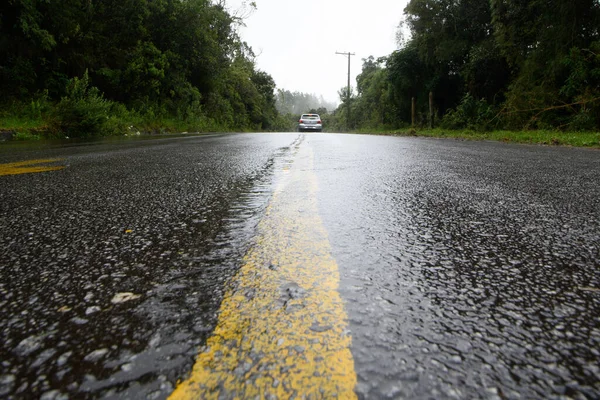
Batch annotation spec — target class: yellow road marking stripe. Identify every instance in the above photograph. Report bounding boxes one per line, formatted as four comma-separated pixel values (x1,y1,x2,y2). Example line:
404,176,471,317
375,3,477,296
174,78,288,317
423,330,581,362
170,143,357,399
0,159,65,176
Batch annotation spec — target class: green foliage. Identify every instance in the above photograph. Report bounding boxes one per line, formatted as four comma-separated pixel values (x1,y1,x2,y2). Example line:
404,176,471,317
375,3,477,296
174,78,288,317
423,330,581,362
352,56,396,129
12,131,41,141
50,72,127,138
1,0,280,137
321,111,346,132
4,0,599,137
490,0,600,130
441,94,498,131
344,0,600,132
352,128,600,148
269,113,297,132
27,91,51,120
569,109,597,132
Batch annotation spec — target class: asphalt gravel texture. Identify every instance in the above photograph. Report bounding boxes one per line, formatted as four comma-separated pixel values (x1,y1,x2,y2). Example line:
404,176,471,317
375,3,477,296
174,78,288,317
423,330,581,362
310,134,600,399
1,133,599,399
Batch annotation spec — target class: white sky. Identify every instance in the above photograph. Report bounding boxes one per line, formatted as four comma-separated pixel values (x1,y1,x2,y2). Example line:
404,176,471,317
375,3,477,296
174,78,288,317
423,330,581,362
227,0,409,105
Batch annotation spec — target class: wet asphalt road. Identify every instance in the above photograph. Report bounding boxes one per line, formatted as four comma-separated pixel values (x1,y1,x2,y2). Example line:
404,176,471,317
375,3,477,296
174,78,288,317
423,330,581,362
1,133,599,399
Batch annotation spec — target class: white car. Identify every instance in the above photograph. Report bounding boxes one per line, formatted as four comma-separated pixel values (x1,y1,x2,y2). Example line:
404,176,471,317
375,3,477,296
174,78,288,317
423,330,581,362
298,114,322,132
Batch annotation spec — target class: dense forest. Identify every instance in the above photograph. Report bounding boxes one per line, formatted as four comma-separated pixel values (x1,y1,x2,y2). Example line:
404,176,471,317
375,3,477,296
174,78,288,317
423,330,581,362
345,0,600,132
0,0,287,138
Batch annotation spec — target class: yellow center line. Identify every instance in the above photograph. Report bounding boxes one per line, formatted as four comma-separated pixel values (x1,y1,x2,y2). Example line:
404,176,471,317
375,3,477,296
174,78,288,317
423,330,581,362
0,159,65,176
170,142,357,399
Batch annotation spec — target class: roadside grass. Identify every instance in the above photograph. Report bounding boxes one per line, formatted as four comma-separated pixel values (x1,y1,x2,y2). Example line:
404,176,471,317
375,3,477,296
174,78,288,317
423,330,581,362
3,111,599,148
0,114,234,141
0,115,45,130
0,115,47,140
353,128,600,148
0,97,250,141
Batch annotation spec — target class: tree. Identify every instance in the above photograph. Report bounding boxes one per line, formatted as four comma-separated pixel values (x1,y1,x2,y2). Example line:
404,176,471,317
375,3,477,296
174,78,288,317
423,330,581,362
344,0,600,130
0,0,282,134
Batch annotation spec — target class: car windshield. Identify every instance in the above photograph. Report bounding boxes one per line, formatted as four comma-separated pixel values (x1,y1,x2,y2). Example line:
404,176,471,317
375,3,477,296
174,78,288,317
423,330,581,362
301,115,319,120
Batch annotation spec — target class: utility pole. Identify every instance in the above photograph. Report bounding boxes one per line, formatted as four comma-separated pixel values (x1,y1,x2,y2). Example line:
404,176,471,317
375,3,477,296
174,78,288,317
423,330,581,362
336,51,355,130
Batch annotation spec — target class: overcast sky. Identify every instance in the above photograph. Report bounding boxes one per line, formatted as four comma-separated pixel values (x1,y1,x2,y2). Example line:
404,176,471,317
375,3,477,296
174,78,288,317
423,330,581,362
227,0,409,105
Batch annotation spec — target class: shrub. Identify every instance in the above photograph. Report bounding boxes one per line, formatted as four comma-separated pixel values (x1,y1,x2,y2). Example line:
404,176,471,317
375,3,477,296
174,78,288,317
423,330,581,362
569,108,597,132
13,131,41,141
50,71,127,138
441,94,498,131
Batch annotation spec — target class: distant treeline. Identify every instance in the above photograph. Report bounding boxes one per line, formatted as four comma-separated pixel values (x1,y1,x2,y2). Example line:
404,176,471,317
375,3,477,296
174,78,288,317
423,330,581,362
344,0,600,131
0,0,287,137
275,90,337,116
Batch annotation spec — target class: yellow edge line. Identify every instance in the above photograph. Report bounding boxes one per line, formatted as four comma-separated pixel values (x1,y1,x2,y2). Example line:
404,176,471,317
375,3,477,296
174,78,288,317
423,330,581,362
170,143,357,399
0,159,65,176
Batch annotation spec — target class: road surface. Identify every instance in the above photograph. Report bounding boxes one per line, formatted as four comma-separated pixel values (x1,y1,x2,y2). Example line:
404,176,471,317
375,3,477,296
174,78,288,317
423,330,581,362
1,133,599,399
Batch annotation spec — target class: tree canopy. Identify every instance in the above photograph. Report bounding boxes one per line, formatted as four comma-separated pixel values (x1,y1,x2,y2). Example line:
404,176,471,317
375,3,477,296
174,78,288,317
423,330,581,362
0,0,282,135
347,0,600,131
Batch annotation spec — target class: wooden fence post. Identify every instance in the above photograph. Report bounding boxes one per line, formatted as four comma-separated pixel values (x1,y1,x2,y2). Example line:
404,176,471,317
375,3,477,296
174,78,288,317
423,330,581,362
411,97,416,128
429,91,434,129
